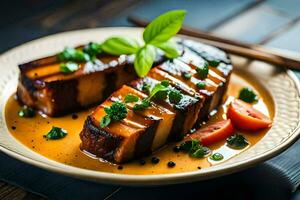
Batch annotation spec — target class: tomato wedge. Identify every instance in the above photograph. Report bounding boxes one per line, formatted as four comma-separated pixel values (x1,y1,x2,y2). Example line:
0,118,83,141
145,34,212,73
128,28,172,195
188,119,234,146
227,99,272,131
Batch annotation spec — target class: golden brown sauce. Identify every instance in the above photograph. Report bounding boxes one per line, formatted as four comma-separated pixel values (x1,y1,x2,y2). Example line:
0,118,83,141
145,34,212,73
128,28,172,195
5,73,274,175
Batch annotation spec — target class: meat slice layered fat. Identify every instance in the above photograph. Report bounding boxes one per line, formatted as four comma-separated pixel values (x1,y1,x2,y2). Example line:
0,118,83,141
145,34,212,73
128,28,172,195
80,40,233,163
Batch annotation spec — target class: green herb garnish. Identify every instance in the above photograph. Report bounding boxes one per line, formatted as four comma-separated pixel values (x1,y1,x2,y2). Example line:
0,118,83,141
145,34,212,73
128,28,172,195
44,127,67,140
238,87,258,103
60,62,79,73
133,99,151,111
100,102,128,128
210,153,224,161
196,61,209,79
168,89,183,104
18,106,35,118
155,40,180,58
101,10,186,77
101,37,141,56
196,81,206,89
124,94,139,103
227,134,249,149
179,139,210,158
182,72,192,80
134,45,156,77
134,80,183,110
208,60,220,67
58,47,90,62
83,42,102,57
142,83,151,94
100,115,111,128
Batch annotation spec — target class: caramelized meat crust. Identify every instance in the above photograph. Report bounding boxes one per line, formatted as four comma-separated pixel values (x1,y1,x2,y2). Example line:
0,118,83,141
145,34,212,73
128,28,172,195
80,40,233,163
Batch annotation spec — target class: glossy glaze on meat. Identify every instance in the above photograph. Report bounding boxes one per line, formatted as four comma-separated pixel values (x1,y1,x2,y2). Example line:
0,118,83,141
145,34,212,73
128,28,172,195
80,40,232,163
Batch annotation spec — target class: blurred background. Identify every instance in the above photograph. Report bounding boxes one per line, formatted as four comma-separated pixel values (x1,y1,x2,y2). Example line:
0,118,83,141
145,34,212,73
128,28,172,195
1,0,300,55
1,0,300,199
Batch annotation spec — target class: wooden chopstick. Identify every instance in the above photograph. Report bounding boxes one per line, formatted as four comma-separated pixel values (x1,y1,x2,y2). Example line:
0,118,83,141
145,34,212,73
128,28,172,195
128,15,300,71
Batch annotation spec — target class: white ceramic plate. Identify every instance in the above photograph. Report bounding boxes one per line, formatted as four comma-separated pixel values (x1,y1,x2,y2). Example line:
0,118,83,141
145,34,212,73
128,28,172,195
0,28,300,186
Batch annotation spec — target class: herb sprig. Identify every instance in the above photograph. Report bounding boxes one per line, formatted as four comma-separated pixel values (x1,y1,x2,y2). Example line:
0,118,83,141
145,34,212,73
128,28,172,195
101,10,186,77
44,127,67,140
133,80,183,111
100,102,128,128
57,10,186,77
179,139,210,158
226,134,249,149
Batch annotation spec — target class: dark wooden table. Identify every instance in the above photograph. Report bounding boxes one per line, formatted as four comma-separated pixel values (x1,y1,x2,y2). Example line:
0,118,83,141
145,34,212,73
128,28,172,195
1,0,300,199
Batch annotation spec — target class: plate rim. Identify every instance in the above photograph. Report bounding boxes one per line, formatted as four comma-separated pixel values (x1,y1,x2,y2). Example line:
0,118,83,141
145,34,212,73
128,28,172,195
0,27,300,186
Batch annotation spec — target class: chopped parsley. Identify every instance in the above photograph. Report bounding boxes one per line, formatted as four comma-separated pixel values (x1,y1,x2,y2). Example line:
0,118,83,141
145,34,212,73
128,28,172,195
238,87,258,103
44,127,67,140
208,59,220,67
18,106,35,118
168,89,183,104
179,139,210,158
227,134,249,149
100,115,111,128
100,102,127,128
133,99,151,111
142,83,151,94
196,81,206,89
60,62,79,73
210,153,224,161
182,72,192,80
57,47,90,62
196,61,209,79
124,94,139,103
83,42,102,57
133,80,183,111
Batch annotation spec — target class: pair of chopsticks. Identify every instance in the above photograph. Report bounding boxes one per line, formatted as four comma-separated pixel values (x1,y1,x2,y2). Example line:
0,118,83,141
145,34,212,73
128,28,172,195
128,16,300,71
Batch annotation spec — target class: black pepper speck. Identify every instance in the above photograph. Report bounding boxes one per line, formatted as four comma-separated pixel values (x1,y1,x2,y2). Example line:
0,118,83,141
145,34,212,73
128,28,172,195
72,114,78,120
173,146,181,153
117,165,123,170
167,161,176,168
151,156,160,164
139,159,146,165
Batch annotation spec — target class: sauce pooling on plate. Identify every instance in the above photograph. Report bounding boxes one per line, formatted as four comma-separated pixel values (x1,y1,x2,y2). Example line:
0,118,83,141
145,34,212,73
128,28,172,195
5,73,274,175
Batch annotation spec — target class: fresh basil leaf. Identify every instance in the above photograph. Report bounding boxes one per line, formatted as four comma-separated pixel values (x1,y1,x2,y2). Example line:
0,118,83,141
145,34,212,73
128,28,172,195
143,10,186,45
142,83,151,94
134,45,156,77
101,37,140,56
124,94,139,103
100,115,111,128
160,80,170,87
60,62,79,73
44,127,67,140
156,40,180,58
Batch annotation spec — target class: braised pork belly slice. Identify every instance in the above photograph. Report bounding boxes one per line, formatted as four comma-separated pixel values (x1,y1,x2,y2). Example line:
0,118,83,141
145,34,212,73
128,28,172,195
130,75,203,140
157,58,229,124
17,53,164,116
80,98,160,163
110,85,176,150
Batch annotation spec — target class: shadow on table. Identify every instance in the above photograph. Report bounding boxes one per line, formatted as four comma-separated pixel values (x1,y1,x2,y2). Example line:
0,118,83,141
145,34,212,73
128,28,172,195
0,152,293,200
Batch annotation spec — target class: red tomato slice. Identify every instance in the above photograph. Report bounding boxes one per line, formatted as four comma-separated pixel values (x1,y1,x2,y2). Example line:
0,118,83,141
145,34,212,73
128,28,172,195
227,99,272,131
188,119,234,146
